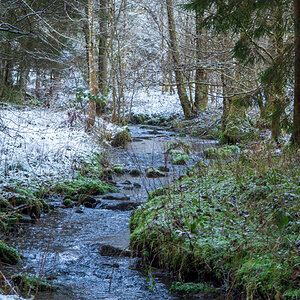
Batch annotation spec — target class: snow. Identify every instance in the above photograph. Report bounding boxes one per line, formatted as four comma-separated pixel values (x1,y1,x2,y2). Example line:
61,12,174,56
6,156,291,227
127,88,183,117
0,86,184,187
0,296,29,300
0,106,118,185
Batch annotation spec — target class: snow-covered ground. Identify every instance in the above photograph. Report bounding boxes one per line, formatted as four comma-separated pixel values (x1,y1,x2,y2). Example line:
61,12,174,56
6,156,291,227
0,107,115,185
127,88,183,117
0,88,184,186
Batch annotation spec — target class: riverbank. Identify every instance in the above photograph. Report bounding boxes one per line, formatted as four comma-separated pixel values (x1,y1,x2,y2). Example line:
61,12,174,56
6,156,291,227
0,104,218,299
130,147,300,299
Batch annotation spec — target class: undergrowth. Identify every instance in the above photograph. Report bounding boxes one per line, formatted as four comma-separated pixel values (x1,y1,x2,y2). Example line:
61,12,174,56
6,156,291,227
130,150,300,299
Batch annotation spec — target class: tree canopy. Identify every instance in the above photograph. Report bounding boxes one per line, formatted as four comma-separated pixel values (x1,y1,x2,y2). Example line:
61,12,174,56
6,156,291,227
184,0,300,145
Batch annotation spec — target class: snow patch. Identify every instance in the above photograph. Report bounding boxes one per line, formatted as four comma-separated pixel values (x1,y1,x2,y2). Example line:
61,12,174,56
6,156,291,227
0,107,117,185
126,88,183,117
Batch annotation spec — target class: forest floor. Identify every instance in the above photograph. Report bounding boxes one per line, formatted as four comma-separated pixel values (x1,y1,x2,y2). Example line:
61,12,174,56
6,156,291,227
130,136,300,299
0,91,299,299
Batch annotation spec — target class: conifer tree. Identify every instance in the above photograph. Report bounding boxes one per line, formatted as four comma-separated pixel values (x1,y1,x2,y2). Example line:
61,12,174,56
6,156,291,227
185,0,300,145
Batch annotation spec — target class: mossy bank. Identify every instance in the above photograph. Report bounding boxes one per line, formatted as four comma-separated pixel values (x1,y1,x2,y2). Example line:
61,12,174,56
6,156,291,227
130,151,300,299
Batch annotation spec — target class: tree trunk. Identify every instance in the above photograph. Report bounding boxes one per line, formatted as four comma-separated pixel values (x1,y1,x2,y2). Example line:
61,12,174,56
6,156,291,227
292,0,300,145
98,0,108,115
82,6,90,84
86,0,98,131
221,72,232,131
165,0,192,119
35,68,41,100
194,12,208,110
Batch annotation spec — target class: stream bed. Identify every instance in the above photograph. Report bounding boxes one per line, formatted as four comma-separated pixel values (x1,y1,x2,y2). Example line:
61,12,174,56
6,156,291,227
3,125,220,300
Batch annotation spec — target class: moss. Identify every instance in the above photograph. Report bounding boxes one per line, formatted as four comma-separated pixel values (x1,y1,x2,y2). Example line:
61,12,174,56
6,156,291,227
0,241,20,264
168,140,191,154
11,273,57,294
52,177,117,200
148,187,167,200
113,164,127,175
169,150,189,165
129,113,150,124
111,128,132,148
63,198,74,208
170,282,219,295
130,154,300,298
158,166,170,172
145,168,165,178
223,96,255,143
129,168,141,177
204,145,240,159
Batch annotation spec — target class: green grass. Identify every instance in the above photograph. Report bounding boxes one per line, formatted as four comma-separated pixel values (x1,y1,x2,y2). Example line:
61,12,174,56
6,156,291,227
130,151,300,299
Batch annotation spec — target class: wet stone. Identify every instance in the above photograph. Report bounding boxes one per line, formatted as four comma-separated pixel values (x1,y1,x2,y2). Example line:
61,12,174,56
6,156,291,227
122,186,134,191
19,215,35,224
102,193,130,201
101,201,141,211
99,244,133,257
75,208,84,214
122,180,132,185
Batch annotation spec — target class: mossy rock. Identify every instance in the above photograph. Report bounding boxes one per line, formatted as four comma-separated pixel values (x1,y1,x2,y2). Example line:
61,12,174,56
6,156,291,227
204,145,240,159
145,168,165,178
63,198,74,208
129,113,150,124
133,183,142,188
170,282,219,295
53,177,117,199
158,166,170,172
167,140,191,155
129,168,141,177
169,150,189,165
0,241,20,264
113,164,127,174
11,273,57,294
146,118,160,126
111,128,132,148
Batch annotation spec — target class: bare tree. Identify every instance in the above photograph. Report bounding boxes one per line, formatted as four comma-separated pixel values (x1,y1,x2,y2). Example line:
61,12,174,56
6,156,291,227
86,0,98,130
165,0,192,118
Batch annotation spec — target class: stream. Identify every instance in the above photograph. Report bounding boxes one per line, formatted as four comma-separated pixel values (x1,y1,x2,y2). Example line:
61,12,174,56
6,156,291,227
4,125,220,300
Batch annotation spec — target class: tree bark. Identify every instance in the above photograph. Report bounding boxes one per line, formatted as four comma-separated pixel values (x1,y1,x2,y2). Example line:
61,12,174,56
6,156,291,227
221,72,232,131
35,68,41,100
86,0,98,131
165,0,192,119
82,6,90,83
194,12,208,110
292,0,300,145
98,0,108,115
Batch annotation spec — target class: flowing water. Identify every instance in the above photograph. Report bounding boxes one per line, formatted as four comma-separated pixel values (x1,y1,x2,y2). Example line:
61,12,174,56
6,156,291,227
3,125,221,300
